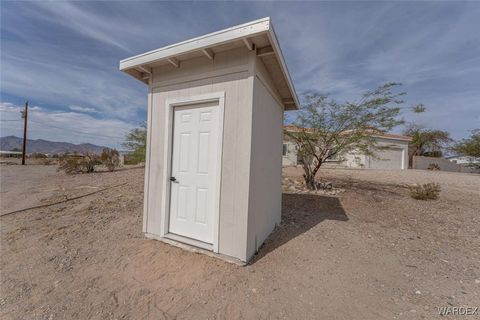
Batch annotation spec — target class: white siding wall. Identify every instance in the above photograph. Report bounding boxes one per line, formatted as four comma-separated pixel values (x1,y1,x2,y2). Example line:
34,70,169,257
342,138,409,170
342,152,367,168
145,47,256,261
283,136,410,170
282,141,298,166
246,57,284,260
367,138,409,170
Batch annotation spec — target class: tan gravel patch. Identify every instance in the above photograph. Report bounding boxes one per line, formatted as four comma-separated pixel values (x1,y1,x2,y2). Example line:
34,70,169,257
1,165,479,319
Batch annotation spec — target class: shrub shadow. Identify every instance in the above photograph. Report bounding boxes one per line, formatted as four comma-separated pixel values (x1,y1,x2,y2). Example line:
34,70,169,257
250,193,348,264
331,177,406,196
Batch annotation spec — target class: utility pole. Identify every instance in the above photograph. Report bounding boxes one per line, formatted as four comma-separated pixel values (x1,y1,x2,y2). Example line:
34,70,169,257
21,101,28,165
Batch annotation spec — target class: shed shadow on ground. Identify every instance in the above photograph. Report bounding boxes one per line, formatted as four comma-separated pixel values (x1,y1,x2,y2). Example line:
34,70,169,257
250,193,348,264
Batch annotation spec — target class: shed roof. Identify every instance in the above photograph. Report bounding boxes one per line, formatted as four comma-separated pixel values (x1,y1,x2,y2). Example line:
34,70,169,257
119,17,298,110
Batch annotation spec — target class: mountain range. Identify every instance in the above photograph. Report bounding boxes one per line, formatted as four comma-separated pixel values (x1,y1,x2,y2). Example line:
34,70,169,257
0,136,107,154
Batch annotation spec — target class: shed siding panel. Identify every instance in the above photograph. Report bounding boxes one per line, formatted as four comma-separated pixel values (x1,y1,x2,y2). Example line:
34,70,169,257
247,75,283,260
143,86,153,233
151,47,250,87
145,50,253,261
214,73,253,260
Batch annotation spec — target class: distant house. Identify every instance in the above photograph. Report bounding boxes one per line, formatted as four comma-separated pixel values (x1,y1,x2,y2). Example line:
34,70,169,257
282,126,411,170
0,150,22,158
446,155,480,165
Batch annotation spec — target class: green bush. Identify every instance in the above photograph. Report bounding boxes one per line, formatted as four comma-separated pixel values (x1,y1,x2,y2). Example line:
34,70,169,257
409,183,441,200
123,123,146,164
100,148,120,172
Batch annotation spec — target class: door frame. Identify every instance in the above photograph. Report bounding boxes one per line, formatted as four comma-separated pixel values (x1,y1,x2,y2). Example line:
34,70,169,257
160,91,225,253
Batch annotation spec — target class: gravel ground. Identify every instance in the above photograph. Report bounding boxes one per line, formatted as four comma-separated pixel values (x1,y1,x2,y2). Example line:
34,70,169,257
1,165,479,319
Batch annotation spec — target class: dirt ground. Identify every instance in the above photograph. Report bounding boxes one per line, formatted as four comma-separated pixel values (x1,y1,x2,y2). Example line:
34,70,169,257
1,165,479,319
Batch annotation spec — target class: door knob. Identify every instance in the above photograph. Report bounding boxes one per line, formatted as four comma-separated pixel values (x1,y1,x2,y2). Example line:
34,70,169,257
170,177,178,183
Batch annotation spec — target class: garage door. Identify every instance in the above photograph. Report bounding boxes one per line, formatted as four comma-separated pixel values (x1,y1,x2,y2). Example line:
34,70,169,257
369,148,404,170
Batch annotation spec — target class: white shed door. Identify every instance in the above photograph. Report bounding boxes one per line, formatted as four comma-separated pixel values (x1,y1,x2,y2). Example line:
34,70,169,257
168,102,220,244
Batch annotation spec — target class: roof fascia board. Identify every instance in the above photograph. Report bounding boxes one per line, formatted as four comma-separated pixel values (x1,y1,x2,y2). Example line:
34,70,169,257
372,135,412,142
119,17,270,70
119,17,299,109
265,21,300,109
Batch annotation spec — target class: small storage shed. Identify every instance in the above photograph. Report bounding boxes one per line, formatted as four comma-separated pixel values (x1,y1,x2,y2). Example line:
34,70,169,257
120,17,298,263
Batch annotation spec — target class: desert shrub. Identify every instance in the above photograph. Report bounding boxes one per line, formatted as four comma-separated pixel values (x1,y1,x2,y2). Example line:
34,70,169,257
408,183,441,200
84,154,101,172
123,123,146,164
427,163,440,170
41,158,56,165
100,148,120,172
123,155,138,165
30,152,47,158
58,153,101,174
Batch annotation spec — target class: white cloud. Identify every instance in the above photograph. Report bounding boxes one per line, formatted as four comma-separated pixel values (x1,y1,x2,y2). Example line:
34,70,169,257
23,2,135,52
1,102,135,148
68,105,99,114
271,2,480,139
1,1,479,143
0,44,147,121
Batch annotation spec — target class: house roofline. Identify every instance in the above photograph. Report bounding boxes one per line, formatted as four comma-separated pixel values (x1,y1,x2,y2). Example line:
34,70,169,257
283,125,412,141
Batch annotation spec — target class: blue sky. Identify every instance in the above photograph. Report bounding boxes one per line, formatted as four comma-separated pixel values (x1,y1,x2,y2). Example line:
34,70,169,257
1,1,479,148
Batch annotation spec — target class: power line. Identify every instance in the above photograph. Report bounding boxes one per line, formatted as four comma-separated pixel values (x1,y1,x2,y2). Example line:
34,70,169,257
0,119,21,122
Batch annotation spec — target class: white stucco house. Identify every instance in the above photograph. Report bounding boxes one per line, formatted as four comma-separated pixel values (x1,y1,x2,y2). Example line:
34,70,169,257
446,155,480,166
120,18,298,264
282,126,412,170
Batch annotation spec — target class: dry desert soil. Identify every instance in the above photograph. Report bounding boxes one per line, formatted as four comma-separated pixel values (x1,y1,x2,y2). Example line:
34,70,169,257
1,165,479,319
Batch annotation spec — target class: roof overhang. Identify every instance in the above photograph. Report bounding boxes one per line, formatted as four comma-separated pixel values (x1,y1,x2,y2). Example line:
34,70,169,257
119,17,298,110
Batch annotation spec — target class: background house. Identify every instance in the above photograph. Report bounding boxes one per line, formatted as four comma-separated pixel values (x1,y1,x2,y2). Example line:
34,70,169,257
282,127,411,170
446,155,480,166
